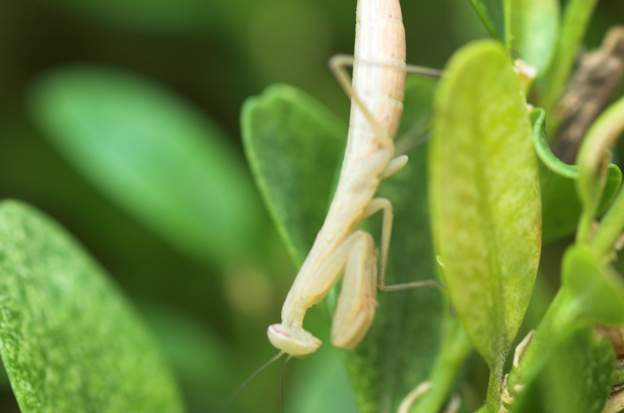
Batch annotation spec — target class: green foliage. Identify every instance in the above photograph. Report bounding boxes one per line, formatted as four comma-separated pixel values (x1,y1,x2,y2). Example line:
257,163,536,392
0,200,183,413
505,246,624,411
30,66,263,267
1,1,623,412
429,40,541,373
562,247,624,325
531,109,622,243
577,97,624,250
468,0,504,38
242,78,459,412
241,84,346,264
538,0,599,117
504,0,559,74
513,329,615,413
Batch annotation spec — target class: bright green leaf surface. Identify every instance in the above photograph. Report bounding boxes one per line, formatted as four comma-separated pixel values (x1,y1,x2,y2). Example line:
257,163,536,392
504,0,559,74
30,66,263,267
0,201,183,413
242,79,447,412
429,40,541,367
241,84,346,264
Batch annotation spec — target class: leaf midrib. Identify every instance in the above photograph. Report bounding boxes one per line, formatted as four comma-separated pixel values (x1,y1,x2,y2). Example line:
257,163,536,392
470,96,508,365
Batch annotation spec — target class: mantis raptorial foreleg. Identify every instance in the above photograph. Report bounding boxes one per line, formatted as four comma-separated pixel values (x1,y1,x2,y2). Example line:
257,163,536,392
330,230,378,348
269,229,379,355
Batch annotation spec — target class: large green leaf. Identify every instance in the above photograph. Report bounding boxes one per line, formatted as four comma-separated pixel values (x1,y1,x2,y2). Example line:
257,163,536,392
504,0,559,74
242,78,447,412
0,201,183,413
241,84,346,264
30,66,263,267
429,40,541,369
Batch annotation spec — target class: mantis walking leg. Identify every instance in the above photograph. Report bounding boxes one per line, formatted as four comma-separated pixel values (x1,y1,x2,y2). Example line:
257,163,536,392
365,198,439,292
329,54,440,150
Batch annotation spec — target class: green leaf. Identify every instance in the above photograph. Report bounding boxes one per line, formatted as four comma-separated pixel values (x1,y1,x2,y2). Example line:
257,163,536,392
30,66,263,267
241,84,346,264
511,329,614,413
429,40,541,369
468,0,504,39
504,0,559,75
242,78,447,412
531,108,622,243
0,200,183,413
531,109,576,180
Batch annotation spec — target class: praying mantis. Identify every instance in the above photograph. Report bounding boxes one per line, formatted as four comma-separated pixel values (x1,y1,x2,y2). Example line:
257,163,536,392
267,0,440,358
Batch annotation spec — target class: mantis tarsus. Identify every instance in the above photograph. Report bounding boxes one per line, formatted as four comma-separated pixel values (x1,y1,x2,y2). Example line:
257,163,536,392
267,0,440,358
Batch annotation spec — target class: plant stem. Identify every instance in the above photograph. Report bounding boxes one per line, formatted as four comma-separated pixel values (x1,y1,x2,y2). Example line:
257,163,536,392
505,288,577,403
592,189,624,257
539,0,599,125
469,0,500,39
411,317,472,413
485,359,504,413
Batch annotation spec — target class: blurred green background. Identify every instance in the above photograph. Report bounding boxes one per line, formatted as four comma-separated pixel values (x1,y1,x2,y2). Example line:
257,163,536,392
0,1,622,412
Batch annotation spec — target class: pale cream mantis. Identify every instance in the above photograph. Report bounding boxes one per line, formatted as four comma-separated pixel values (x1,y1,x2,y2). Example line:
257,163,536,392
267,0,441,357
